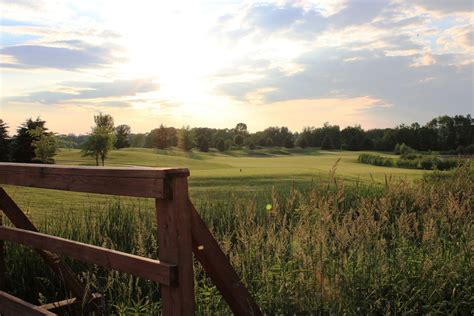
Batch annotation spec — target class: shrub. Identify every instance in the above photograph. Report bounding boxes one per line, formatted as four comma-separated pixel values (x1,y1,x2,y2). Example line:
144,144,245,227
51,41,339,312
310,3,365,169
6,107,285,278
358,154,394,167
358,153,459,171
435,158,458,170
397,158,419,169
394,143,415,156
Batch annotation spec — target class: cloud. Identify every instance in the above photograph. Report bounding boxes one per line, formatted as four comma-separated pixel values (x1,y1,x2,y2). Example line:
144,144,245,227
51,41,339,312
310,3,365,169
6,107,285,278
245,3,305,31
217,48,473,122
5,79,159,105
0,40,120,70
413,0,473,13
329,0,391,27
219,1,393,42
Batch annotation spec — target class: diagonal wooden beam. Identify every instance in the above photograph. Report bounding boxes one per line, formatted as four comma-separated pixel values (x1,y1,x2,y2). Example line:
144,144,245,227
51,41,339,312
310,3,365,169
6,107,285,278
0,227,178,286
189,201,262,316
0,187,94,308
39,293,103,314
0,290,56,316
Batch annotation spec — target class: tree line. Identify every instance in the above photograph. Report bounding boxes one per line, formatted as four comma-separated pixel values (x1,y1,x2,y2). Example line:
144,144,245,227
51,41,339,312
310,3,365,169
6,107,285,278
0,114,472,165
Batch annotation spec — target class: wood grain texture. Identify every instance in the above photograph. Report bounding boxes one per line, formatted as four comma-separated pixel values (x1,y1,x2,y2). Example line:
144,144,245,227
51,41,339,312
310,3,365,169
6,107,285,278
0,214,5,290
0,227,177,286
0,163,187,198
156,178,195,315
39,293,103,313
190,201,262,316
0,188,90,302
0,291,56,316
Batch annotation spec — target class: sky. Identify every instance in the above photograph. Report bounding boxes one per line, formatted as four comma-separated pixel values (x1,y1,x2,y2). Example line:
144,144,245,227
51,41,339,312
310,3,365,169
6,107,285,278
0,0,473,135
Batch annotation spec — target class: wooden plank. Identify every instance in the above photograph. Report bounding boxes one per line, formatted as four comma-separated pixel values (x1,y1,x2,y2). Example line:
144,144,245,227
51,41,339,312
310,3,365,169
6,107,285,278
0,163,189,178
0,290,56,316
0,227,177,286
39,293,103,313
189,201,262,316
0,163,189,198
0,214,5,290
0,187,90,302
156,177,195,315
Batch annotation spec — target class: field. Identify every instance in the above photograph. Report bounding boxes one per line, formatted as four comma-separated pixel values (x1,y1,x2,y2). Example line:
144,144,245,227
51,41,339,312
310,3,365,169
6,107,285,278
1,148,472,314
4,147,427,219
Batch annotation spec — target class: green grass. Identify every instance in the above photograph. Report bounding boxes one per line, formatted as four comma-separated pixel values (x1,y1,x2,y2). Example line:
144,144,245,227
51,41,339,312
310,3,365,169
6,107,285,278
56,147,424,182
3,147,428,220
2,160,472,314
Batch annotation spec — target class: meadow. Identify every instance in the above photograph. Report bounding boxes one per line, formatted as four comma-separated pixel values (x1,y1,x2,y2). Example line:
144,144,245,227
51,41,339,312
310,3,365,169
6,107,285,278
1,148,472,314
4,147,427,219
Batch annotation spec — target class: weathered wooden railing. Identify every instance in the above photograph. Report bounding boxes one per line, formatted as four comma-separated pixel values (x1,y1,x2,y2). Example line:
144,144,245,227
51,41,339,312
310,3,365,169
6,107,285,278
0,163,261,315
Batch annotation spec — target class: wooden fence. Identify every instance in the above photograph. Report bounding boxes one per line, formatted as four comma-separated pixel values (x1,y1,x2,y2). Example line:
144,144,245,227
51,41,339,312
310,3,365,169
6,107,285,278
0,163,261,315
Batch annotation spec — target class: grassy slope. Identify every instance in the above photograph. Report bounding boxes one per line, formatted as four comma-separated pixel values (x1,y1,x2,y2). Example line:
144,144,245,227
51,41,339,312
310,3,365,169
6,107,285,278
3,147,428,219
57,147,425,181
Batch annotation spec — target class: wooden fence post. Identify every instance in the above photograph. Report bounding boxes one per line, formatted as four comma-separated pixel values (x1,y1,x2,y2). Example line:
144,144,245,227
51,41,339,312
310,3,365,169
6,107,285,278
156,176,194,315
0,213,5,290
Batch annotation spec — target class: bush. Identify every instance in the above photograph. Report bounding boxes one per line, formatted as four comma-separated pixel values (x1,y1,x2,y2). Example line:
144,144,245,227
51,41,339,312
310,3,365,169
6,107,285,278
396,158,419,169
394,143,415,156
358,153,459,171
358,154,394,167
436,158,458,170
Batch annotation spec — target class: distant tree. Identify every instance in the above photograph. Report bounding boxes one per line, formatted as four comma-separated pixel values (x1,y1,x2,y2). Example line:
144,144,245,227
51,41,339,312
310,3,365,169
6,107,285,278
147,125,178,149
224,139,232,151
321,135,333,149
11,117,47,163
0,119,10,161
178,126,195,151
197,137,209,152
361,137,374,150
114,124,131,149
194,128,213,152
248,141,256,150
320,123,341,149
216,138,225,152
30,127,57,164
266,137,273,147
81,113,115,166
234,134,244,147
129,133,147,147
94,113,115,132
234,123,248,135
341,125,365,150
296,127,312,148
296,137,308,148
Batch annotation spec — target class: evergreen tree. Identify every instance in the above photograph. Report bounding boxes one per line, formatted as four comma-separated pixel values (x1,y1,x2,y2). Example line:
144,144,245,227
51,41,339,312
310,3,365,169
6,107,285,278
0,119,10,161
11,118,47,163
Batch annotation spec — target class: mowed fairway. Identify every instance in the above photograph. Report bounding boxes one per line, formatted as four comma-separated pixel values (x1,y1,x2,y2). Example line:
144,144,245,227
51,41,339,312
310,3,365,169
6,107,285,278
55,147,426,181
3,148,427,219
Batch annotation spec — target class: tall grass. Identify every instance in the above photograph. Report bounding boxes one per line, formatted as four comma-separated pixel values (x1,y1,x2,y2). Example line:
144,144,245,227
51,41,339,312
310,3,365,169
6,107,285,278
2,163,473,314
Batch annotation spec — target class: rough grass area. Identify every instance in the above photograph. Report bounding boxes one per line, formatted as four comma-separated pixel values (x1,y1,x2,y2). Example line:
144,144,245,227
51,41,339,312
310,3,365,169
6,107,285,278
2,163,472,314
